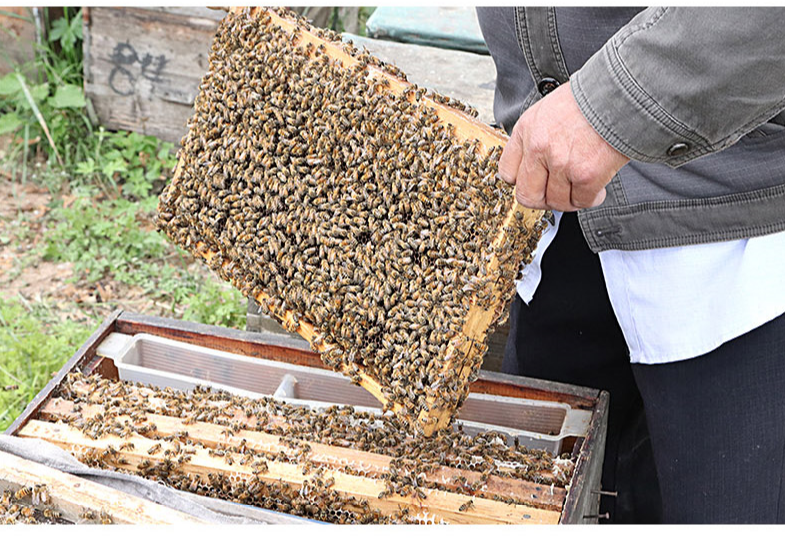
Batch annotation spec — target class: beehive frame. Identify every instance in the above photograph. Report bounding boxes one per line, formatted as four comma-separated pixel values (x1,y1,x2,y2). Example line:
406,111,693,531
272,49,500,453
159,7,546,435
17,382,566,525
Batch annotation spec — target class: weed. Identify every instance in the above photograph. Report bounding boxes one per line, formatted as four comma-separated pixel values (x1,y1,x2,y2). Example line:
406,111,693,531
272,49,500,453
0,298,93,431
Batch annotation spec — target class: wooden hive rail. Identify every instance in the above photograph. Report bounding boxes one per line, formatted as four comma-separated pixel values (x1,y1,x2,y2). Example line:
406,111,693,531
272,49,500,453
39,397,566,511
64,379,563,485
0,449,204,524
175,7,545,434
19,420,561,524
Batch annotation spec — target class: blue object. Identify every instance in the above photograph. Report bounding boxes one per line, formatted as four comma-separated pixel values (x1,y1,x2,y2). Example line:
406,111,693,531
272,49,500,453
365,7,489,55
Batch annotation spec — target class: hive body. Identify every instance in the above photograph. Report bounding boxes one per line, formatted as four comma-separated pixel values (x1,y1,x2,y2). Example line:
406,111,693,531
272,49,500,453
22,373,569,524
157,7,547,434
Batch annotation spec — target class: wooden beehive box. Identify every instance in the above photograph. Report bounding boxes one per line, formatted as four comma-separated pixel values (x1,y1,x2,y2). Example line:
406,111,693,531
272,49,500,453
5,311,609,524
158,7,548,435
81,7,224,143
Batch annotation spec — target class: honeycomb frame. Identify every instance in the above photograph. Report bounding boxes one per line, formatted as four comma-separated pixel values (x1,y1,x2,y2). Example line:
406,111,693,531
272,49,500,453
157,7,546,435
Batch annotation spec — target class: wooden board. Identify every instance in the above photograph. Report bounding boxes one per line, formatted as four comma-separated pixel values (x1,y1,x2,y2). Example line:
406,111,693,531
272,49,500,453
40,396,567,511
0,449,205,524
19,420,562,525
82,7,223,143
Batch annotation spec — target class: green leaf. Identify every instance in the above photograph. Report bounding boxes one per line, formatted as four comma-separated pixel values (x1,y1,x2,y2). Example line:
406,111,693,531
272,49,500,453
70,11,83,40
30,83,49,102
0,112,23,135
14,83,48,111
0,73,21,96
101,157,127,178
75,157,96,175
48,17,67,42
50,84,85,109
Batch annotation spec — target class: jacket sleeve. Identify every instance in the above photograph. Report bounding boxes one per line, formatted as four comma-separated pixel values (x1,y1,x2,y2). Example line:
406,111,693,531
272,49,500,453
570,7,785,167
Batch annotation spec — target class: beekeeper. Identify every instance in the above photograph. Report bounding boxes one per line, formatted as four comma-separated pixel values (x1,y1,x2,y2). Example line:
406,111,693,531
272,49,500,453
477,7,785,523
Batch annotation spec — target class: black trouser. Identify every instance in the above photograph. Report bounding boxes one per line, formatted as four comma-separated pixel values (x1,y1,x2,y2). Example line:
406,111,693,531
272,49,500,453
504,212,785,523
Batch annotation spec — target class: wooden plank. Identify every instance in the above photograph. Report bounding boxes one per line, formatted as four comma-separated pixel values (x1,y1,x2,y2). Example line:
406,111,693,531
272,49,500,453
83,7,222,143
116,311,322,367
561,390,610,524
61,379,564,485
0,449,205,524
39,397,566,511
19,420,561,524
4,309,121,437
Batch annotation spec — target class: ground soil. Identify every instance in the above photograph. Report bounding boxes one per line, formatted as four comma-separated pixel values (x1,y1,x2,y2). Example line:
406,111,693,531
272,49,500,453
0,176,182,324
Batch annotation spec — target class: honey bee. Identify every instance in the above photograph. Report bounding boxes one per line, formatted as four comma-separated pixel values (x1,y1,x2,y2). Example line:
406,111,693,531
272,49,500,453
157,4,549,441
458,499,474,512
14,486,32,500
80,509,98,521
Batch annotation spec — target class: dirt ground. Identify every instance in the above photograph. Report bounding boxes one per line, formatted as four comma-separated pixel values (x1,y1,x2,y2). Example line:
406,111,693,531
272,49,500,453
0,177,175,323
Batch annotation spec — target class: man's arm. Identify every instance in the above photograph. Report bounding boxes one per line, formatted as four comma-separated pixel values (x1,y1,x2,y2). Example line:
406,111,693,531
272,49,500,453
499,7,785,212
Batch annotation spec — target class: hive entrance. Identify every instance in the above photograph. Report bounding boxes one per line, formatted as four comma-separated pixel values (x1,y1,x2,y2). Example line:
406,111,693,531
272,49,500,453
157,7,547,435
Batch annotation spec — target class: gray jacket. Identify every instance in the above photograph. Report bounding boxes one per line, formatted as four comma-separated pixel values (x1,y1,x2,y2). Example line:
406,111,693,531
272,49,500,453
477,7,785,252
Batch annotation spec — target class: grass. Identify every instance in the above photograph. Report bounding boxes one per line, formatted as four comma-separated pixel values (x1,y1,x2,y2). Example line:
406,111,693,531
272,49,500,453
0,298,93,431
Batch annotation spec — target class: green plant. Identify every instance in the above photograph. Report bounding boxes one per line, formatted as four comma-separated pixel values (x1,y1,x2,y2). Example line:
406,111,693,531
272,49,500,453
0,6,246,362
0,8,92,174
40,189,245,327
181,280,246,328
43,195,157,281
73,129,177,198
358,7,376,36
0,298,93,432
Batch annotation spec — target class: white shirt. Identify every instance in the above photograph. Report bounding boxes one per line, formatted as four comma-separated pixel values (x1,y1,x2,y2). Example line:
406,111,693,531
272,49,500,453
516,211,785,364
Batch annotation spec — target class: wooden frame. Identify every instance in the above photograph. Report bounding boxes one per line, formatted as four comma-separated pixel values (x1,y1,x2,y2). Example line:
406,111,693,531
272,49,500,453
162,6,547,435
5,311,608,523
0,450,205,524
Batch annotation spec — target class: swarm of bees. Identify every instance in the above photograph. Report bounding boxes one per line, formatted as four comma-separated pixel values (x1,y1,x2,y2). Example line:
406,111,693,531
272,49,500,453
0,485,65,525
49,373,569,524
157,7,548,431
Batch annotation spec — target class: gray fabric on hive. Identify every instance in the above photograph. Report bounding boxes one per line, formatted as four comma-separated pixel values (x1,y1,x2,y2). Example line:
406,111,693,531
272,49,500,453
0,435,311,524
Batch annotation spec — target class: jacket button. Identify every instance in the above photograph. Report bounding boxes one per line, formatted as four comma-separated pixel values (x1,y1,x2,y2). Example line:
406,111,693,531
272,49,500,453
538,77,560,96
667,142,690,157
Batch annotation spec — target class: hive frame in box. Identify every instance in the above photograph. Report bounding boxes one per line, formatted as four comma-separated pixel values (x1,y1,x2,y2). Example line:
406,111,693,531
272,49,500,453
164,7,547,435
5,310,609,524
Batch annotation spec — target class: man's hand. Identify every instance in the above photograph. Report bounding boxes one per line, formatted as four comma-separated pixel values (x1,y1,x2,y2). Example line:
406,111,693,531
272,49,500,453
497,82,630,212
